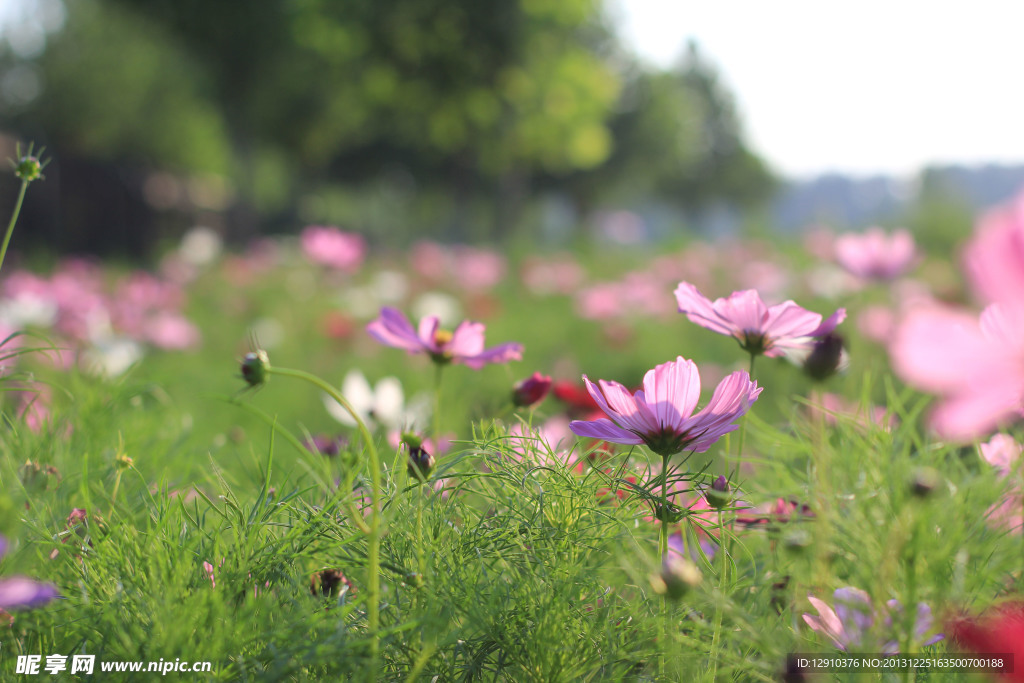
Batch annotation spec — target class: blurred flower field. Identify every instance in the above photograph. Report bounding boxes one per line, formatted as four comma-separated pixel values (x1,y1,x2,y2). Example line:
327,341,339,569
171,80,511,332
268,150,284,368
2,165,1024,680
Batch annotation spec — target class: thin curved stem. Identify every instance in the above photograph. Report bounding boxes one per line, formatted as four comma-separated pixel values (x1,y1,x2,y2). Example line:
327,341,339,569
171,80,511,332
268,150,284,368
0,180,28,276
268,366,381,682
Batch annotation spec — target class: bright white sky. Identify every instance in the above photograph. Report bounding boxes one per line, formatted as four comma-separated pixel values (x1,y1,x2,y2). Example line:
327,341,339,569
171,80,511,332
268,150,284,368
612,0,1024,179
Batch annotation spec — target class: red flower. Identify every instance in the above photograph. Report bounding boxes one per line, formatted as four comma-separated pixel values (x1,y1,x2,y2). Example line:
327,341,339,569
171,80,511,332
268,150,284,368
948,602,1024,682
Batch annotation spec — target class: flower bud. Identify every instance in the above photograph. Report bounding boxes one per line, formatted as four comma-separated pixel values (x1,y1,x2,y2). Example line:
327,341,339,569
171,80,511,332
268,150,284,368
803,333,845,381
404,435,435,480
910,466,941,498
512,372,552,408
310,569,354,598
704,475,731,509
240,350,270,387
651,557,702,600
14,156,43,182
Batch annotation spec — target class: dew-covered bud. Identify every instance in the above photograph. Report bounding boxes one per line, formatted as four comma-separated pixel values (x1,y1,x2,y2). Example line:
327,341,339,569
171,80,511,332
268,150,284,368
803,333,845,381
650,557,702,600
14,156,43,183
704,475,731,510
240,350,270,387
512,372,552,408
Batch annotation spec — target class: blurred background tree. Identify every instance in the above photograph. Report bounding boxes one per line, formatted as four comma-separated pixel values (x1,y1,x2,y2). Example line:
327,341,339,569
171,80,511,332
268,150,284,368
0,0,775,257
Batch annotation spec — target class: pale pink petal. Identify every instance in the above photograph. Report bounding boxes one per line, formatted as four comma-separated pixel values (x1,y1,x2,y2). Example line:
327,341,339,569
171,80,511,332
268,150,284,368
642,357,701,431
930,385,1023,442
674,282,738,336
684,372,761,451
890,306,1000,393
762,301,824,339
980,434,1022,476
448,321,486,358
417,315,442,350
569,418,644,444
712,290,767,335
597,379,659,434
461,342,523,369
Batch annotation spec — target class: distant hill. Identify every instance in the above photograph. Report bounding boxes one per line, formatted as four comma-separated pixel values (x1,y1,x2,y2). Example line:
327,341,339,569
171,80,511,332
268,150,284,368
771,164,1024,231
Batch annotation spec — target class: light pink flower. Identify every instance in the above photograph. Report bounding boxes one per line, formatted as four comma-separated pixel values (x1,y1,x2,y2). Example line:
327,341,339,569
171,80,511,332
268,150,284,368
674,282,845,358
890,303,1024,440
300,226,366,272
367,307,523,369
144,312,201,350
453,247,506,291
963,190,1024,310
834,227,917,280
980,434,1021,478
568,356,761,456
803,587,942,653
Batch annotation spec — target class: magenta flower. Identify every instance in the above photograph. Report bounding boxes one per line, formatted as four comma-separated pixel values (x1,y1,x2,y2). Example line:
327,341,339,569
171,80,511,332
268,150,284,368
367,307,523,369
568,356,762,456
512,372,552,408
0,536,58,611
300,225,366,272
674,282,845,358
834,227,917,280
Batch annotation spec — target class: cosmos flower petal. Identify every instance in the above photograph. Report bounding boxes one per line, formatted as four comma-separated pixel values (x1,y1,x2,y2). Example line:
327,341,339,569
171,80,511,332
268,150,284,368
808,307,847,337
461,342,524,369
685,371,761,449
598,379,658,434
417,315,442,350
712,290,768,335
674,282,739,336
568,418,644,445
367,308,422,352
447,321,486,358
0,577,58,610
642,357,701,431
762,301,824,339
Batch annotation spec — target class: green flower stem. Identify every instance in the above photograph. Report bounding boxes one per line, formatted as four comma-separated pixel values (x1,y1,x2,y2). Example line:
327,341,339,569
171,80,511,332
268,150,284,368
658,452,671,679
433,363,444,443
733,353,757,476
0,179,28,276
709,510,728,682
268,366,382,682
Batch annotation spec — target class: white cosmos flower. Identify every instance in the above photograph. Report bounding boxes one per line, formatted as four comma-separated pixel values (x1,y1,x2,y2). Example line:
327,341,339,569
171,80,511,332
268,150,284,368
325,370,428,431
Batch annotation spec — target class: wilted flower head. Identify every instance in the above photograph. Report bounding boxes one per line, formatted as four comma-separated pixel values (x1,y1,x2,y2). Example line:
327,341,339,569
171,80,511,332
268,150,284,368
568,356,762,456
310,569,354,598
367,307,523,369
674,282,845,358
834,227,917,280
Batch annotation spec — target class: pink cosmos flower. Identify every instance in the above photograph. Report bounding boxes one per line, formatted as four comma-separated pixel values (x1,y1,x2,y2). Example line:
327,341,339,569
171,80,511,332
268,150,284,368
890,303,1024,440
367,307,523,369
963,190,1024,310
300,226,366,272
803,587,943,653
834,227,917,280
980,434,1021,478
568,356,762,456
674,282,846,357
